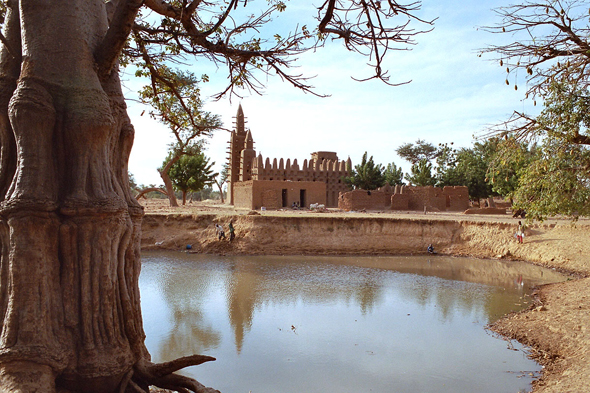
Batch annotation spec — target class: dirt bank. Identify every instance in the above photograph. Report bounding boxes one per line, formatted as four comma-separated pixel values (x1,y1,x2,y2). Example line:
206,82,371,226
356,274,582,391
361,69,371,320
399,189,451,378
140,199,590,393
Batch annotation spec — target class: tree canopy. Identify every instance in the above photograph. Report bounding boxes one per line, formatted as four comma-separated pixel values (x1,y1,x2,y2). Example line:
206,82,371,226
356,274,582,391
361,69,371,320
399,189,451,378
483,0,590,219
344,151,386,190
500,81,590,219
123,0,435,103
396,139,439,165
404,159,436,186
383,162,405,186
166,151,217,205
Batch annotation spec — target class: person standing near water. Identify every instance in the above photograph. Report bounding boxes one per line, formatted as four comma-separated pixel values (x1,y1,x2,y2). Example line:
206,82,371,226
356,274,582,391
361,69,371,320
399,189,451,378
229,221,235,242
516,221,524,244
215,223,226,240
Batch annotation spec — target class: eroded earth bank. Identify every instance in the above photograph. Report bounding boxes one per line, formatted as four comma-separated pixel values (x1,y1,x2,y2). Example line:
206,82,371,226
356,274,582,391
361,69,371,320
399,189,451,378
141,207,590,393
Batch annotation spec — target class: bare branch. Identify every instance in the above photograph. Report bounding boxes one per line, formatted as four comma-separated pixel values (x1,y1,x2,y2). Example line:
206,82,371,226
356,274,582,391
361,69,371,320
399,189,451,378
135,0,434,99
480,0,590,99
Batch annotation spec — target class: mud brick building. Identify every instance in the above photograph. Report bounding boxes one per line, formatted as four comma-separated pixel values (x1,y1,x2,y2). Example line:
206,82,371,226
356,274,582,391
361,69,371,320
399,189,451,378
227,105,351,210
338,184,470,212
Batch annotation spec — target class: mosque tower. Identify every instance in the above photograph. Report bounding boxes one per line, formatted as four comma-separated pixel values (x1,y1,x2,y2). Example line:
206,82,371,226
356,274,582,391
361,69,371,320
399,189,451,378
227,104,253,204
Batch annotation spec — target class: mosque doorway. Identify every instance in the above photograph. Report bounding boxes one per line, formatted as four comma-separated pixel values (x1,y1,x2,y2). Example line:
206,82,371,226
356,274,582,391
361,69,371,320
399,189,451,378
300,189,306,208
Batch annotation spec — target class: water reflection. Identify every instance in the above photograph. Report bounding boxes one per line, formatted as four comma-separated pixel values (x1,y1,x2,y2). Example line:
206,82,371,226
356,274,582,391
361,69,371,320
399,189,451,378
140,252,565,393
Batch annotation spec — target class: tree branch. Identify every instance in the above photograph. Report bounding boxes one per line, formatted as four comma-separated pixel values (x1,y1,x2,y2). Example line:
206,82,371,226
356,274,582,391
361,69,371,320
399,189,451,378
96,0,144,78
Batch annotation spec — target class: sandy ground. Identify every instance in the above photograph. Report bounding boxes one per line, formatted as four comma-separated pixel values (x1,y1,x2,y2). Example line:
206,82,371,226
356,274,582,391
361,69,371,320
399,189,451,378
141,198,590,393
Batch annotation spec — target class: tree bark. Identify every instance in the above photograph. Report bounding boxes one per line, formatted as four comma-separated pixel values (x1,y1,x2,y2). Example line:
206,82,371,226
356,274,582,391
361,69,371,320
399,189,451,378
0,2,217,392
159,155,180,207
135,187,168,200
214,180,225,204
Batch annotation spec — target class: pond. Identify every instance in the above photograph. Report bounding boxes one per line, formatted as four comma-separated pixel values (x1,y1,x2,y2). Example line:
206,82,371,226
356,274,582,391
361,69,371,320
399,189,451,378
139,251,566,393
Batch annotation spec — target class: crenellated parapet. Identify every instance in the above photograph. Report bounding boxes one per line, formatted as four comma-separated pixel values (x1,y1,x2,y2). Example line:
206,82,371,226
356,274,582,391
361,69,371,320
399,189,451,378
250,153,349,186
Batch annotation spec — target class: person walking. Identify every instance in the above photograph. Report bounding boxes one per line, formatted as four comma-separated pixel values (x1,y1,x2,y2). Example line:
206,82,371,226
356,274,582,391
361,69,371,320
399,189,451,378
215,223,226,240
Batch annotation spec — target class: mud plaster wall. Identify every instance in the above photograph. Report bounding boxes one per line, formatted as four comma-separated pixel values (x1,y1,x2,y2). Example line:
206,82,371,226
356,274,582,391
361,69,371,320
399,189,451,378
443,186,470,211
405,187,446,211
391,193,410,210
228,106,350,208
340,186,469,212
233,180,325,210
337,189,391,211
233,181,254,209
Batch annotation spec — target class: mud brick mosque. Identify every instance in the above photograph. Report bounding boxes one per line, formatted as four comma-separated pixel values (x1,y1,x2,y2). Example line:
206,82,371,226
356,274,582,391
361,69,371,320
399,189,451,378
227,105,470,212
227,105,351,210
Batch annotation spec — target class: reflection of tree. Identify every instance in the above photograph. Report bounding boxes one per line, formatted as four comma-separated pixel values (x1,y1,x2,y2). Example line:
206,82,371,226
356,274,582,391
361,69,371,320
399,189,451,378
146,252,564,357
349,255,563,323
157,266,221,361
353,275,382,315
224,256,385,351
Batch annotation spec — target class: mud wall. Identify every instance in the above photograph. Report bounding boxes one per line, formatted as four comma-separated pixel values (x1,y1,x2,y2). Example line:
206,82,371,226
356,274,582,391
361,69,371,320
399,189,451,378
233,180,326,210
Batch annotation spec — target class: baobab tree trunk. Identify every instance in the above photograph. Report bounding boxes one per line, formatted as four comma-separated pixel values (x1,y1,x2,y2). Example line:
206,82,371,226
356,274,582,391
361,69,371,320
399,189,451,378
0,1,217,392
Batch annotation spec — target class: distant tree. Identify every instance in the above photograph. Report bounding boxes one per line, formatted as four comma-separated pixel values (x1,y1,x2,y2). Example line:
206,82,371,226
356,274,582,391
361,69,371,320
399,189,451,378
214,164,229,204
434,140,502,201
383,162,405,186
396,139,439,165
344,152,386,190
145,70,222,207
434,143,457,185
128,171,139,197
192,186,215,202
405,159,437,186
454,147,494,201
166,152,217,205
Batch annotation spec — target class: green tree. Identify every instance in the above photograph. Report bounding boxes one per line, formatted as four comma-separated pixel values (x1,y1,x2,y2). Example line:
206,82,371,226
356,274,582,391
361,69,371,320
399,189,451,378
167,152,217,205
145,71,223,207
434,143,457,185
344,152,386,190
396,139,439,165
383,162,405,186
405,159,437,186
453,147,494,201
483,0,590,220
501,81,590,220
486,137,538,201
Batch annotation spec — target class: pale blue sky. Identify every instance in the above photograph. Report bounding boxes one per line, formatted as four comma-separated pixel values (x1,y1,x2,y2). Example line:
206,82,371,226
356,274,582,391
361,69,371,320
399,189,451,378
126,0,538,186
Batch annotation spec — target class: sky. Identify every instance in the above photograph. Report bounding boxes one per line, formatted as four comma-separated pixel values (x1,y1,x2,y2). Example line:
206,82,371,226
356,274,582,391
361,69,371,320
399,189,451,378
125,0,539,187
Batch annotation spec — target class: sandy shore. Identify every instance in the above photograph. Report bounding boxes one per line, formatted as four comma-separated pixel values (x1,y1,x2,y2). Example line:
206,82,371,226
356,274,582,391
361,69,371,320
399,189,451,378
141,199,590,393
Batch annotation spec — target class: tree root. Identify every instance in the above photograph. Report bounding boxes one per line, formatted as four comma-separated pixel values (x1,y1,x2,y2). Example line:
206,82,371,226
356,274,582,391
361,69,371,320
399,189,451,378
124,355,220,393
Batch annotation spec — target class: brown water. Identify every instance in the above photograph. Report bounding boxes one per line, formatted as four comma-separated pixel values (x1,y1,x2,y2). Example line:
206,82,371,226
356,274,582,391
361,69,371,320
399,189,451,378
139,251,566,393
